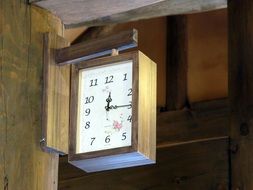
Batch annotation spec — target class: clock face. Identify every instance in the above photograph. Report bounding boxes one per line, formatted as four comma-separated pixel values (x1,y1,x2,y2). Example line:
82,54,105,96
76,60,133,154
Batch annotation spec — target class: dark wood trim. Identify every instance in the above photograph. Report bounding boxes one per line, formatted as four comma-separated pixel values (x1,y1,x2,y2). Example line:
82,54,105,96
56,29,138,65
228,1,253,189
166,15,188,111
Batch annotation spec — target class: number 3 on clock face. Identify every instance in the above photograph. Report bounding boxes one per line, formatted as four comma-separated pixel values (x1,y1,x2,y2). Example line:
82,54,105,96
76,60,133,154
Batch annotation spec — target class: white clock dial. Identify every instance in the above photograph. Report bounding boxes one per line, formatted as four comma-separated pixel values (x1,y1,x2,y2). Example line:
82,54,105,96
76,60,133,153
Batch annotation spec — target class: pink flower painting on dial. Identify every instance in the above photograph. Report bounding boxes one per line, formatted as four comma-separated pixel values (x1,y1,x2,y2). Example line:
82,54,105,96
113,120,122,131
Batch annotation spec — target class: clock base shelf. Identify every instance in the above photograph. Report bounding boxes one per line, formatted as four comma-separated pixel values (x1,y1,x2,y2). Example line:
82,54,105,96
69,151,155,173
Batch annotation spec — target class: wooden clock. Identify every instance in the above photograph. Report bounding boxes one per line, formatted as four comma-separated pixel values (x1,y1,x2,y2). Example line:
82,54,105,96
69,50,156,172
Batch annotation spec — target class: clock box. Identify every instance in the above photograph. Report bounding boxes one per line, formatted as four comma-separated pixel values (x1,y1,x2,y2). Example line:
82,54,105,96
69,50,156,172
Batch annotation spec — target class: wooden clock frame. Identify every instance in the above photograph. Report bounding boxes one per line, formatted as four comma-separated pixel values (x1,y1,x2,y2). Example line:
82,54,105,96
69,51,156,172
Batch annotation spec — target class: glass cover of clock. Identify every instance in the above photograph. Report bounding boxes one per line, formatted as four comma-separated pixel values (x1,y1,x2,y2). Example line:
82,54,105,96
76,60,133,153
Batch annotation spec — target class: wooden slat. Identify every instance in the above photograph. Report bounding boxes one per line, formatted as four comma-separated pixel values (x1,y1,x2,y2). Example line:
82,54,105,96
0,1,66,189
42,33,70,154
32,0,227,28
0,0,4,188
228,1,253,189
158,98,229,147
55,29,137,65
166,15,188,110
59,139,229,190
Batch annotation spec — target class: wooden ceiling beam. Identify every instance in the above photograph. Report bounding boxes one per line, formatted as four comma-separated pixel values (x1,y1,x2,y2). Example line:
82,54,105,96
31,0,227,28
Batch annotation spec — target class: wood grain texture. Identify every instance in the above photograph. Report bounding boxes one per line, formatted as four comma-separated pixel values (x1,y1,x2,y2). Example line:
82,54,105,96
56,29,137,65
0,1,66,189
32,0,227,28
158,98,229,147
59,139,229,190
166,15,188,110
42,33,70,154
138,51,157,161
228,1,253,189
187,9,228,102
0,0,4,189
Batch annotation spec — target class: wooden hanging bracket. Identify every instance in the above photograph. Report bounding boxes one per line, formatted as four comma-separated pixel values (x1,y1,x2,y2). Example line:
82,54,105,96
55,29,138,65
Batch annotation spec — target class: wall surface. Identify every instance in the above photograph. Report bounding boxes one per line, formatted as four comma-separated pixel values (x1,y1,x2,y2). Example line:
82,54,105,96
58,9,229,190
0,1,66,189
187,9,228,102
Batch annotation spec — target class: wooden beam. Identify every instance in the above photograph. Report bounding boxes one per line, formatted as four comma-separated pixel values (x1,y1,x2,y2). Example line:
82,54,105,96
55,29,137,65
0,1,66,189
158,98,229,147
32,0,227,28
166,15,188,110
228,1,253,189
59,139,229,189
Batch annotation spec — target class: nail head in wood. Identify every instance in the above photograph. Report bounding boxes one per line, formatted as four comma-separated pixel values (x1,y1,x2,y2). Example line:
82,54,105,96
240,122,249,136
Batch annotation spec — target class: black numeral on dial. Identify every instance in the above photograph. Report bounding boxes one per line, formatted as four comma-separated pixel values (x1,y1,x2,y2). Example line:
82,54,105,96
85,108,91,116
90,137,96,145
85,96,94,104
90,79,98,87
122,132,126,140
123,73,127,81
127,88,132,96
105,75,114,84
105,135,111,143
127,115,132,122
85,121,90,129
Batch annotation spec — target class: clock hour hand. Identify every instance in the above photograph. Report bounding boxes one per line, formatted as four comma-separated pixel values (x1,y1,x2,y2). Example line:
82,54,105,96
105,92,112,111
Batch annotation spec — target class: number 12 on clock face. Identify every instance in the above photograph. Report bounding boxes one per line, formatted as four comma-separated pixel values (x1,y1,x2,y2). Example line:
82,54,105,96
76,60,133,154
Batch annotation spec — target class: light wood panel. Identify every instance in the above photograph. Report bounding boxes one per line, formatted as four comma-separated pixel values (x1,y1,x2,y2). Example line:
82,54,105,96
0,0,67,189
42,33,70,154
228,1,253,189
31,0,227,28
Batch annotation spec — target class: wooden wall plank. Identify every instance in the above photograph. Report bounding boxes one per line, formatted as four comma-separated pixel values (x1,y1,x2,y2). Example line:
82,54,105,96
32,0,227,28
0,0,66,189
187,10,228,102
228,1,253,189
166,15,188,110
0,0,5,189
59,139,229,190
158,98,229,147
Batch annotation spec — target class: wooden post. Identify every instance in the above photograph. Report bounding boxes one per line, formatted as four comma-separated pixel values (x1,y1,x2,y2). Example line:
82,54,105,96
166,16,188,111
0,1,68,189
228,0,253,189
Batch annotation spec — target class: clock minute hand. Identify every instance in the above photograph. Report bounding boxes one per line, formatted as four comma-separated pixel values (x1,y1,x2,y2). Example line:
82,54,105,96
109,104,132,109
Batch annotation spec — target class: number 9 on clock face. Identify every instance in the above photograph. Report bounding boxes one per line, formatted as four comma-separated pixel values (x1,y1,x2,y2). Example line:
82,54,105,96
76,60,133,153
